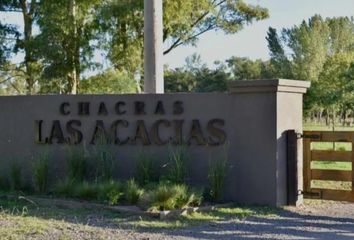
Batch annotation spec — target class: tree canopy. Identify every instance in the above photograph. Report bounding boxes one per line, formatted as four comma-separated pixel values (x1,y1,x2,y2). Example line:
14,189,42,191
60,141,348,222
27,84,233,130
0,0,269,94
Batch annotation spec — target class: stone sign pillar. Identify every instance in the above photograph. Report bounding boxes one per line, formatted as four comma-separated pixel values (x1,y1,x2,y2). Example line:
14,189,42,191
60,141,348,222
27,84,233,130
144,0,164,93
228,79,310,206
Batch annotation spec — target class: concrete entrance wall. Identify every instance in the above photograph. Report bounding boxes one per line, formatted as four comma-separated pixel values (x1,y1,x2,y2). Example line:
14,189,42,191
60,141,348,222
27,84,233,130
0,79,310,206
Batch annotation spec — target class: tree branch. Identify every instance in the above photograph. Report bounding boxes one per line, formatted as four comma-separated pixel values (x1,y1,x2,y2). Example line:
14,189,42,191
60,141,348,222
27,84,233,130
163,0,226,55
164,25,216,55
10,82,23,94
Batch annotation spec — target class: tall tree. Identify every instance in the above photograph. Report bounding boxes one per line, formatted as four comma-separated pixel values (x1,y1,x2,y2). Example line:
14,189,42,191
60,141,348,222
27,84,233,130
80,68,137,94
267,16,354,116
0,0,39,94
266,27,292,78
97,0,269,87
37,0,101,94
226,57,274,80
165,54,231,93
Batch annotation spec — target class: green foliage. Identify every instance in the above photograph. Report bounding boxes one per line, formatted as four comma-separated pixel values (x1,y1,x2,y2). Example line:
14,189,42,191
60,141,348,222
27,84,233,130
208,147,229,202
226,57,275,80
80,69,137,94
54,179,123,204
54,179,75,197
194,67,230,92
0,63,28,95
142,183,202,211
67,147,87,183
37,0,102,94
97,181,123,205
266,16,354,117
165,68,197,92
10,161,22,191
1,0,268,94
33,152,50,193
124,179,144,205
166,145,188,184
135,152,160,186
98,0,268,82
72,181,99,200
0,0,40,94
162,0,268,54
165,54,231,93
0,23,17,65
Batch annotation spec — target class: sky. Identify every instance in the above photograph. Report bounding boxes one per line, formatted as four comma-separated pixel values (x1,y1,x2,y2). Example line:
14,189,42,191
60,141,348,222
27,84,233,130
163,0,354,69
2,0,354,72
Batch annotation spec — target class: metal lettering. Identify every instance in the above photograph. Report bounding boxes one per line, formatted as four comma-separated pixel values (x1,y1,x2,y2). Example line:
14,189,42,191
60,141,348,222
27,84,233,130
98,102,108,116
66,120,83,145
60,102,70,116
134,101,146,115
154,101,165,115
207,119,226,146
187,120,207,145
111,120,130,145
131,120,151,145
151,120,171,145
115,101,127,115
173,101,184,115
172,120,184,145
34,120,46,144
78,102,90,116
48,120,65,144
90,120,110,144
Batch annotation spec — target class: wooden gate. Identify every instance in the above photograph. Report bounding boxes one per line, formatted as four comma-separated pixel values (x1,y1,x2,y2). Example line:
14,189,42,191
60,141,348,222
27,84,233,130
303,131,354,202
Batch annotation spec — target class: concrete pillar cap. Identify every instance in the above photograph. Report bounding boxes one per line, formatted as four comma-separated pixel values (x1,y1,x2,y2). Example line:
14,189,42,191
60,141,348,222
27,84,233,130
229,79,311,94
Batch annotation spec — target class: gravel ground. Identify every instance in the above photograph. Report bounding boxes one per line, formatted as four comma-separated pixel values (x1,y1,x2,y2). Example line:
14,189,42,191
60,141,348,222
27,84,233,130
134,201,354,240
2,200,354,239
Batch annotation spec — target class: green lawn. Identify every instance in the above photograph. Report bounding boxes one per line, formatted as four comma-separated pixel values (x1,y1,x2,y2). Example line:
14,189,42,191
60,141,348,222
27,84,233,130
0,195,277,239
303,124,354,131
311,161,352,171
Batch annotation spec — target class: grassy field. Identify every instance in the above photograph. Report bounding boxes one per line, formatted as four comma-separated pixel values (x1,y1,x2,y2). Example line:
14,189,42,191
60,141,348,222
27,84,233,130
304,123,353,191
303,124,354,132
0,195,276,239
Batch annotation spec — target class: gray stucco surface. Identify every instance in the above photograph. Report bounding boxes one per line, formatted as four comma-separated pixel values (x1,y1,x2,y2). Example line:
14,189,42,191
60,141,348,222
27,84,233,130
0,79,310,206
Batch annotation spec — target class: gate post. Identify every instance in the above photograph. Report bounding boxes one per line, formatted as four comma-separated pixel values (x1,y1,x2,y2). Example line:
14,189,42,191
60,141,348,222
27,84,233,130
229,79,310,206
287,130,301,206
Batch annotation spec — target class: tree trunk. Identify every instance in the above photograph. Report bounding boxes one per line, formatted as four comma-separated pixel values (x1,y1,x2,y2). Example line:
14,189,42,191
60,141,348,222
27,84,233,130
68,0,78,94
20,0,36,94
342,109,347,127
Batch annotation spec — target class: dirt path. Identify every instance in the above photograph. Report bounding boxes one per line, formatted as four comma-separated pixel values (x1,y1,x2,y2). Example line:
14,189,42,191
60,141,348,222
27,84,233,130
141,201,354,240
2,199,354,239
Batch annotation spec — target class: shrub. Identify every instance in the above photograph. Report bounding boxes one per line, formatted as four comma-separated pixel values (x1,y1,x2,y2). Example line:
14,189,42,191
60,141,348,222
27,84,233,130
97,180,123,205
174,185,202,209
135,152,160,186
208,146,229,202
125,179,144,205
142,183,202,211
54,179,122,204
33,152,50,193
10,161,22,191
67,147,87,182
54,179,75,197
73,181,99,200
165,145,187,184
